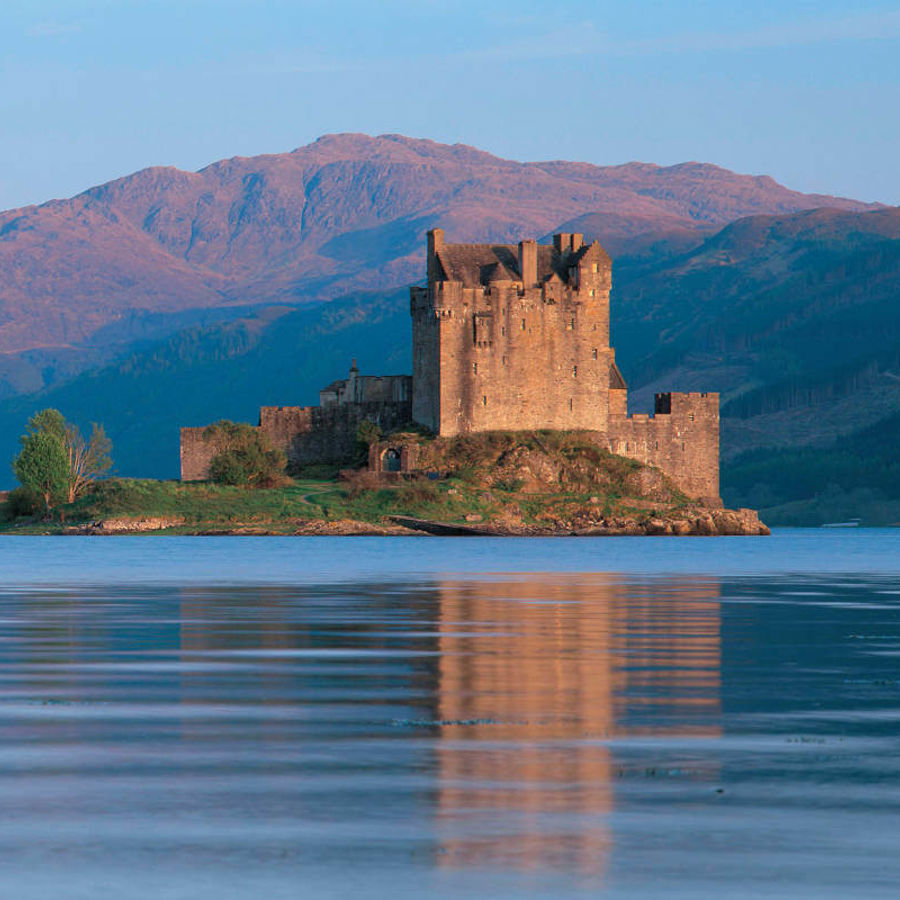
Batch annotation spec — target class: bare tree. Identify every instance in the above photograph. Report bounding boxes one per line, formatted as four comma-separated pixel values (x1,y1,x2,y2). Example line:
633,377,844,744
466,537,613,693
18,409,113,504
64,422,113,503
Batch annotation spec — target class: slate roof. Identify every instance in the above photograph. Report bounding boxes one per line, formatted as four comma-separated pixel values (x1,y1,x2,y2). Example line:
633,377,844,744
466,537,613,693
434,241,610,288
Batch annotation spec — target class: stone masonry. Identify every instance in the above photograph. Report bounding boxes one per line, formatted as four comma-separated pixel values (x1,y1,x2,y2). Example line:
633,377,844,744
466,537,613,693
405,229,720,504
180,362,411,479
181,229,720,505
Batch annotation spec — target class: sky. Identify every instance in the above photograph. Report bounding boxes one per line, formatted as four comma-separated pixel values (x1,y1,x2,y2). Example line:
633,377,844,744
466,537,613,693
0,0,898,210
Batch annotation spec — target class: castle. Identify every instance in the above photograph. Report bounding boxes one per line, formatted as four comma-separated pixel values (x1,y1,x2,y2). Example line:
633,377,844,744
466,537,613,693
181,230,720,505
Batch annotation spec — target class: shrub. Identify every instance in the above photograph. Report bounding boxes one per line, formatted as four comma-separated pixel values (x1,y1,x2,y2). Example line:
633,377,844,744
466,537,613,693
3,487,41,519
339,469,382,499
203,421,286,488
454,466,480,484
292,462,340,480
396,479,439,505
354,420,383,466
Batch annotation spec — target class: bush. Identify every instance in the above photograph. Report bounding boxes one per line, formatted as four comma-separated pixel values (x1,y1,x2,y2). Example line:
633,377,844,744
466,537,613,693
203,421,286,488
3,487,41,519
354,420,383,466
291,462,340,480
396,479,440,505
339,469,382,499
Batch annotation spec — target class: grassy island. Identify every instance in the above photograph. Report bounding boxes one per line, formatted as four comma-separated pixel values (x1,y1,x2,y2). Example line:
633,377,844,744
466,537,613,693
0,431,768,536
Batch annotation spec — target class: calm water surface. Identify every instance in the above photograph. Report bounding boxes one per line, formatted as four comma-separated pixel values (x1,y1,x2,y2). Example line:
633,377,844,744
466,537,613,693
0,530,898,898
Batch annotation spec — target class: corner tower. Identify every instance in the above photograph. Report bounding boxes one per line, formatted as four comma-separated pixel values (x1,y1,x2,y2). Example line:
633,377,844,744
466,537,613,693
410,229,624,436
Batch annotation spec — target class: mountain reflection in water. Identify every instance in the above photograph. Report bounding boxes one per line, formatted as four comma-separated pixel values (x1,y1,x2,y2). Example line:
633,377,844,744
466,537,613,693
1,535,898,899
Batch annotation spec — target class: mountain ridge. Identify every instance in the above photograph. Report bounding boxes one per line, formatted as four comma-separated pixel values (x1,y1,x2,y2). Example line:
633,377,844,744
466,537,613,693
0,133,877,380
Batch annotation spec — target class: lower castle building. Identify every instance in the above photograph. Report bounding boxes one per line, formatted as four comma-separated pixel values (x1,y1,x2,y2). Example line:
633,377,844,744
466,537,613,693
180,229,720,505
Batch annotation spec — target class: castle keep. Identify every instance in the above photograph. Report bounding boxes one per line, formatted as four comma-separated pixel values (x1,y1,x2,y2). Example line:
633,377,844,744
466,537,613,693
181,229,720,504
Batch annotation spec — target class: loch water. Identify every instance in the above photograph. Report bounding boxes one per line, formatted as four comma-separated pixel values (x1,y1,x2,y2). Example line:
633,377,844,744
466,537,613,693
0,530,898,898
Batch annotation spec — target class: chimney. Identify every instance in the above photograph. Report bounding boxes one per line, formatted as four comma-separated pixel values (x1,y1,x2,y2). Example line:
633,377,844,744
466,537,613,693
518,240,537,287
571,233,584,252
553,233,571,254
427,228,444,285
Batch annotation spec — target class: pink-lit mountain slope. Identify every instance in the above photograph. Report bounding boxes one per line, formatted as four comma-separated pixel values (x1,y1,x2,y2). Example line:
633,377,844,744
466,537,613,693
0,132,876,358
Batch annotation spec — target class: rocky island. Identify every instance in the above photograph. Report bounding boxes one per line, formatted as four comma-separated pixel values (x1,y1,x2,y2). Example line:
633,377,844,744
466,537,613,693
0,429,767,536
2,230,767,536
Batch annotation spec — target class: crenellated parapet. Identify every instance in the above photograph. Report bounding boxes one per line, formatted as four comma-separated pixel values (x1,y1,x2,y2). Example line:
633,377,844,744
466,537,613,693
608,392,721,505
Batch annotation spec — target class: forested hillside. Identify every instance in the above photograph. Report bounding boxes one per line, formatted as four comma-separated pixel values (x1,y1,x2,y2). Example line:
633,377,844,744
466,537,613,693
0,171,896,524
0,133,874,397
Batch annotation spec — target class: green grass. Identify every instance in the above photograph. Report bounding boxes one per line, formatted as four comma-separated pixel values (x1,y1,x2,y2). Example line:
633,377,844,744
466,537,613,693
0,431,695,533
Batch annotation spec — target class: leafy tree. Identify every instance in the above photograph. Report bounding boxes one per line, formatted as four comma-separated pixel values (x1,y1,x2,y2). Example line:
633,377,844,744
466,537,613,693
12,409,113,509
13,431,69,512
18,408,113,504
202,420,286,488
356,420,383,447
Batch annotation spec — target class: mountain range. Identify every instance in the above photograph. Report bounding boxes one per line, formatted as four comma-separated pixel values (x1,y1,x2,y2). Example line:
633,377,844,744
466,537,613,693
0,133,876,395
0,134,896,523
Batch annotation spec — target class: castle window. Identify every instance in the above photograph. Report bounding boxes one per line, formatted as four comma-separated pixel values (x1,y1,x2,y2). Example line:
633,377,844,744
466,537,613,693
501,326,506,336
482,395,487,406
655,441,659,449
570,318,576,330
689,413,695,421
569,398,573,411
591,263,598,273
502,355,508,365
473,362,478,375
592,348,598,359
521,319,526,330
572,366,578,378
589,289,595,297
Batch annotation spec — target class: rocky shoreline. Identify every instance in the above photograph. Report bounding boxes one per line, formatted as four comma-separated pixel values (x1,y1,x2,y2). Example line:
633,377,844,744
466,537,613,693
55,506,769,537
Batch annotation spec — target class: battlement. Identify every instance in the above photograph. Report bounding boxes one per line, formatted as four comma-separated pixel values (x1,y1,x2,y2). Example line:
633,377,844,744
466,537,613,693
655,391,720,415
608,392,720,505
413,229,614,436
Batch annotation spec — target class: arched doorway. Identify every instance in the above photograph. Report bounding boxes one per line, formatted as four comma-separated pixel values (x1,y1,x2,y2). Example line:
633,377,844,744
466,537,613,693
382,448,402,472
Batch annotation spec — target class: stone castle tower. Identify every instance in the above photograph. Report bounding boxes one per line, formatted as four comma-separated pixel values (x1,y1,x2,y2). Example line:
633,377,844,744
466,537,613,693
183,227,720,505
410,229,627,435
406,229,720,503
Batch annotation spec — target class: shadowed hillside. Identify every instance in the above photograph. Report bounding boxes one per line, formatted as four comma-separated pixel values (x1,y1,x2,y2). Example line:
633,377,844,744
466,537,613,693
608,207,900,461
0,172,896,522
0,133,875,396
0,290,410,483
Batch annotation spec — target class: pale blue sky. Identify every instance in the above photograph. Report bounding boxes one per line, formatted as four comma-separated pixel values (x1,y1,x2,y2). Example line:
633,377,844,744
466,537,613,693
1,0,898,209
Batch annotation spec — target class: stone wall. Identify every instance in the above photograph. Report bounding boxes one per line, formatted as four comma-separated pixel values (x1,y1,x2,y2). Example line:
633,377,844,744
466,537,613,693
608,392,720,505
180,427,222,482
181,400,412,481
262,401,412,470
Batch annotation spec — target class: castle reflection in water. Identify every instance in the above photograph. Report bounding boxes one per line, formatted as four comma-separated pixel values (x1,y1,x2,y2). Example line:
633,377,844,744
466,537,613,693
7,573,722,880
431,575,721,872
174,574,721,875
